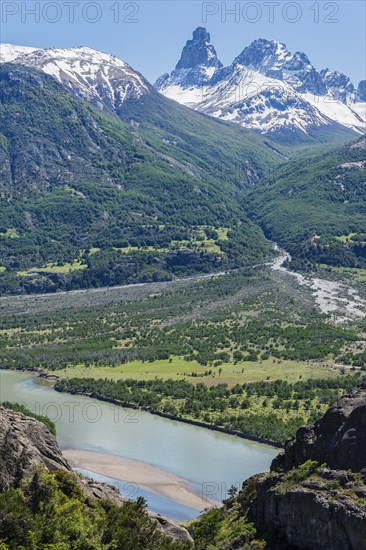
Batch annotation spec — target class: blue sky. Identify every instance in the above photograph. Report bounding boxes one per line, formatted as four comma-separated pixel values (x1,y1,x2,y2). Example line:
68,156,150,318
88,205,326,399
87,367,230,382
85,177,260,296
1,1,365,84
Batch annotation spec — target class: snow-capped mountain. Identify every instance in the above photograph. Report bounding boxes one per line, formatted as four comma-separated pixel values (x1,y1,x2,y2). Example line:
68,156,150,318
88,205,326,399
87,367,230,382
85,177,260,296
2,37,364,141
155,29,366,138
0,44,151,110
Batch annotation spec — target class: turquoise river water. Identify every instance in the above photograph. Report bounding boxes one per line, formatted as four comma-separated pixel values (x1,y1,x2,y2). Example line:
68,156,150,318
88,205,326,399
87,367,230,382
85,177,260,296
0,370,277,520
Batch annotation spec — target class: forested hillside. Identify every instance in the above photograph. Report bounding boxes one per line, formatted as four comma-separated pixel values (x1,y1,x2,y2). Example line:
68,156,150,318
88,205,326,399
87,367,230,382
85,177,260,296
245,138,366,269
0,64,282,294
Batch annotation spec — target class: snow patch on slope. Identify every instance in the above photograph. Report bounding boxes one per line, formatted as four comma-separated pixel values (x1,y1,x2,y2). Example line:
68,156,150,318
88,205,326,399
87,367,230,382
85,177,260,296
0,44,38,63
303,92,365,133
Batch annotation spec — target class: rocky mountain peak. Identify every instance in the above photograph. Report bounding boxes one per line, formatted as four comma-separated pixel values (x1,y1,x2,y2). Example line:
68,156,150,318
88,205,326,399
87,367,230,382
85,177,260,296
192,26,210,43
230,39,327,96
320,68,356,103
284,50,312,71
175,26,222,70
155,27,223,90
234,38,291,73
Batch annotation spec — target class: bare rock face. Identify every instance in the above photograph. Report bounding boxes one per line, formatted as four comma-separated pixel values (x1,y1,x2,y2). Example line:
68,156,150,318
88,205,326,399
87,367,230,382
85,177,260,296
0,406,71,490
249,385,366,550
273,384,366,472
0,406,192,543
251,469,366,550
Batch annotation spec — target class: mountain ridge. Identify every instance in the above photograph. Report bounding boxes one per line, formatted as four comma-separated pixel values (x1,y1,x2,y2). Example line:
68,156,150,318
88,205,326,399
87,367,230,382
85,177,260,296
2,39,364,144
245,136,366,269
0,43,152,111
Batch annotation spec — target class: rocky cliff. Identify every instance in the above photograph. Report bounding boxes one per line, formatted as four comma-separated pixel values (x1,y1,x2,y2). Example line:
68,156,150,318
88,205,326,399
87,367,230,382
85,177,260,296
251,383,366,549
273,384,366,473
0,405,192,543
252,467,366,550
0,406,71,491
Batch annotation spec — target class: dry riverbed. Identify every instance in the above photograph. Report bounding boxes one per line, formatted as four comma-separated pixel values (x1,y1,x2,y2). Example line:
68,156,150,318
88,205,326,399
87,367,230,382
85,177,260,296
271,248,366,323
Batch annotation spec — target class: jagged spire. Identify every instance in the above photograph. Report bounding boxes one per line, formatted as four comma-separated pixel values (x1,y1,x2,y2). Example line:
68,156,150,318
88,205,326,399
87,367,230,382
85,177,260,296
175,27,222,70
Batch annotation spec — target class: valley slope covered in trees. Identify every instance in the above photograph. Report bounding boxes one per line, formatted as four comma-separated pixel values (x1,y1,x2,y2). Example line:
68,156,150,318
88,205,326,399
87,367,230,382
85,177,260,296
0,63,281,295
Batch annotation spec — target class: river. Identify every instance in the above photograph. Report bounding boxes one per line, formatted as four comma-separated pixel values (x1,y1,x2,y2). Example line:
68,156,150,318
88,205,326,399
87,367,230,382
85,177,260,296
0,369,277,520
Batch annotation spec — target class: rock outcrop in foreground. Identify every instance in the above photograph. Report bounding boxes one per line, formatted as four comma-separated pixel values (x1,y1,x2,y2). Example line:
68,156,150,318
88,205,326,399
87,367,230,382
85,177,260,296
0,406,192,543
251,384,366,549
0,406,71,491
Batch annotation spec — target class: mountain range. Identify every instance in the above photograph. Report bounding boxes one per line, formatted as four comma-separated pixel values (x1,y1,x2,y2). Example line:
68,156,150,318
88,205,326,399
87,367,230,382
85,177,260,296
2,34,365,145
0,36,365,295
156,27,366,143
